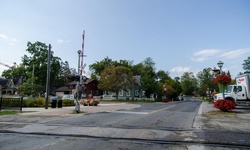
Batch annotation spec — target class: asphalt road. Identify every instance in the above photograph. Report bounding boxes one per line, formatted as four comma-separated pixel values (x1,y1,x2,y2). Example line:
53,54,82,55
0,97,249,150
46,98,201,130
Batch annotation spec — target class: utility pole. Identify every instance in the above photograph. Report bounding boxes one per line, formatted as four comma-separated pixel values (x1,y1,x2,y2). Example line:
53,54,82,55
45,44,51,109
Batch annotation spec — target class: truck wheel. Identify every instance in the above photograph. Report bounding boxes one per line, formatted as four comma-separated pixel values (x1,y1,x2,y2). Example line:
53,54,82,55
225,97,236,105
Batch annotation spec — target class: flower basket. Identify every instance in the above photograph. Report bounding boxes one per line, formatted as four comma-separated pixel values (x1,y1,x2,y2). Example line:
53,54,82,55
213,99,236,111
213,74,231,85
162,98,170,103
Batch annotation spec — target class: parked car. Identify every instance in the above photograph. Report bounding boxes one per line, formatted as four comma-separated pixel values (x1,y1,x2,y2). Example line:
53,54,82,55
50,96,58,101
62,94,74,100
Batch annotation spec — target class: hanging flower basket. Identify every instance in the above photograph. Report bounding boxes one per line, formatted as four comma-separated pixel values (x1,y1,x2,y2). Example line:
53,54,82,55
214,99,236,111
213,74,231,85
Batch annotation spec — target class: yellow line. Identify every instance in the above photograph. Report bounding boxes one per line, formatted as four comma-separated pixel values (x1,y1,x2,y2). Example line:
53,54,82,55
148,105,176,114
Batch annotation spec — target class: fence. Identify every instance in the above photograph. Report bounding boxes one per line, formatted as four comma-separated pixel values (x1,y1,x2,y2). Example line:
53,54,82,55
0,97,23,111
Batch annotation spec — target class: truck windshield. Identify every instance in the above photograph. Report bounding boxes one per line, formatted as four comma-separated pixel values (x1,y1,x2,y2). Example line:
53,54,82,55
226,86,233,93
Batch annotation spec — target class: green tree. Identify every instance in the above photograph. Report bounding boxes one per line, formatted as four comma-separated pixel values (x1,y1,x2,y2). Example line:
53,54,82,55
98,66,135,100
89,57,133,80
181,72,198,95
22,41,64,87
139,57,157,98
156,70,171,82
242,56,250,72
89,57,115,80
157,77,182,101
19,76,39,96
90,57,158,98
196,68,217,97
1,63,27,79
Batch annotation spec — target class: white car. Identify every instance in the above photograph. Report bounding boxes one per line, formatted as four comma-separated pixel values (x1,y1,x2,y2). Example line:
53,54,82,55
62,95,74,100
50,96,58,101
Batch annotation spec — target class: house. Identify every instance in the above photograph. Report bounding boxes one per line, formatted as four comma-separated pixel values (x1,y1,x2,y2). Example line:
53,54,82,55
84,79,101,96
102,75,143,100
53,77,102,98
0,78,22,96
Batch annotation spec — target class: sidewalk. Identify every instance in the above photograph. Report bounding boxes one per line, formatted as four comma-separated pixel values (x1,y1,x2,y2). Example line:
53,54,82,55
194,101,250,131
20,103,141,117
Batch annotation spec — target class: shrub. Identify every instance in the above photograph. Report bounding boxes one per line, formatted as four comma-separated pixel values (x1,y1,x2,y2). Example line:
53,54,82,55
62,100,75,106
23,98,46,107
214,99,236,111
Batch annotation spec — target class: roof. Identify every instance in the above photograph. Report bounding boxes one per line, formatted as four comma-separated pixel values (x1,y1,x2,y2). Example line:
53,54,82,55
0,78,9,87
68,79,97,85
53,86,72,92
83,79,96,84
67,81,77,85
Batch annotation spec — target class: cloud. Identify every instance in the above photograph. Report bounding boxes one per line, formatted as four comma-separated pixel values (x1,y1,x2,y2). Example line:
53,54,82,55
0,34,8,40
0,34,17,45
218,48,250,59
192,49,220,62
170,66,190,73
57,39,70,45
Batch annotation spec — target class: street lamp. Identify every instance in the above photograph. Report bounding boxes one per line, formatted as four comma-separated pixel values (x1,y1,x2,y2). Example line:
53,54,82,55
217,60,225,99
77,50,82,75
217,60,224,74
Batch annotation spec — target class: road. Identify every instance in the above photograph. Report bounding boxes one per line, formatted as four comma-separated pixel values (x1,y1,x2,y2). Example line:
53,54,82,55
46,99,200,130
0,97,249,150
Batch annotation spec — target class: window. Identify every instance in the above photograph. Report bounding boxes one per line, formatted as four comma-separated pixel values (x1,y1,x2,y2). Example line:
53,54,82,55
119,90,123,96
135,90,139,96
237,86,242,92
126,90,130,96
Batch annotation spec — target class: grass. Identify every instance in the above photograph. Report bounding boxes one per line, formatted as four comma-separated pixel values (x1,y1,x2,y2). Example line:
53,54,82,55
0,110,38,116
205,110,237,117
0,110,19,116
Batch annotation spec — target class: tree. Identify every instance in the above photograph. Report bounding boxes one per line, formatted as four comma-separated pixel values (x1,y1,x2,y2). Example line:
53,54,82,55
1,63,27,80
242,56,250,72
1,41,75,96
156,70,171,82
181,72,198,95
133,57,157,98
89,57,133,80
196,68,217,97
157,76,182,101
19,76,39,96
98,66,135,100
22,41,64,87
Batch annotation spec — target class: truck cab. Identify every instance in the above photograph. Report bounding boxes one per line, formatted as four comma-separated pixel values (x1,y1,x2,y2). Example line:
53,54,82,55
213,73,250,106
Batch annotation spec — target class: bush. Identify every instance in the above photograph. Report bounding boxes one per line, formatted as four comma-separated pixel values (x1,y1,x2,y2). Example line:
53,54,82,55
23,98,46,107
214,99,236,111
62,100,75,106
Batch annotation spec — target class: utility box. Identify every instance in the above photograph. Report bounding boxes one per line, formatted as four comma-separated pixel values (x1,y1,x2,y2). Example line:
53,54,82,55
58,100,62,108
51,100,57,108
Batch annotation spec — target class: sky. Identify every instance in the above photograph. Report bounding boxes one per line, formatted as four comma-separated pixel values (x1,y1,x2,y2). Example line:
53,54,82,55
0,0,250,79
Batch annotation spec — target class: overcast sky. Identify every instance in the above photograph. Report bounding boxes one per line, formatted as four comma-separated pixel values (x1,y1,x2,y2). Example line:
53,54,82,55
0,0,249,78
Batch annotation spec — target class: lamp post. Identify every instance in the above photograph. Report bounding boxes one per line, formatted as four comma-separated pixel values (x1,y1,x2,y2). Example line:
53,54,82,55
45,44,52,109
217,60,225,99
77,50,81,75
217,61,224,74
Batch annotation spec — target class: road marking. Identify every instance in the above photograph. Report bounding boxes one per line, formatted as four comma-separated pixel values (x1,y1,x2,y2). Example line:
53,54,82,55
108,105,175,115
108,111,149,115
148,105,176,114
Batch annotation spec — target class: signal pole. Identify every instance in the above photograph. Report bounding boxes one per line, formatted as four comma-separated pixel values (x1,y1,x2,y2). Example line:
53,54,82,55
75,30,87,113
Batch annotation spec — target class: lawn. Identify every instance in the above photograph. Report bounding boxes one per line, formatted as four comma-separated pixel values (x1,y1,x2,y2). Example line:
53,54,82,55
0,111,19,116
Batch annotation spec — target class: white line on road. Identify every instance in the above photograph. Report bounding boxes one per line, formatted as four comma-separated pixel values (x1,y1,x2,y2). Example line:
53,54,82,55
108,105,176,115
